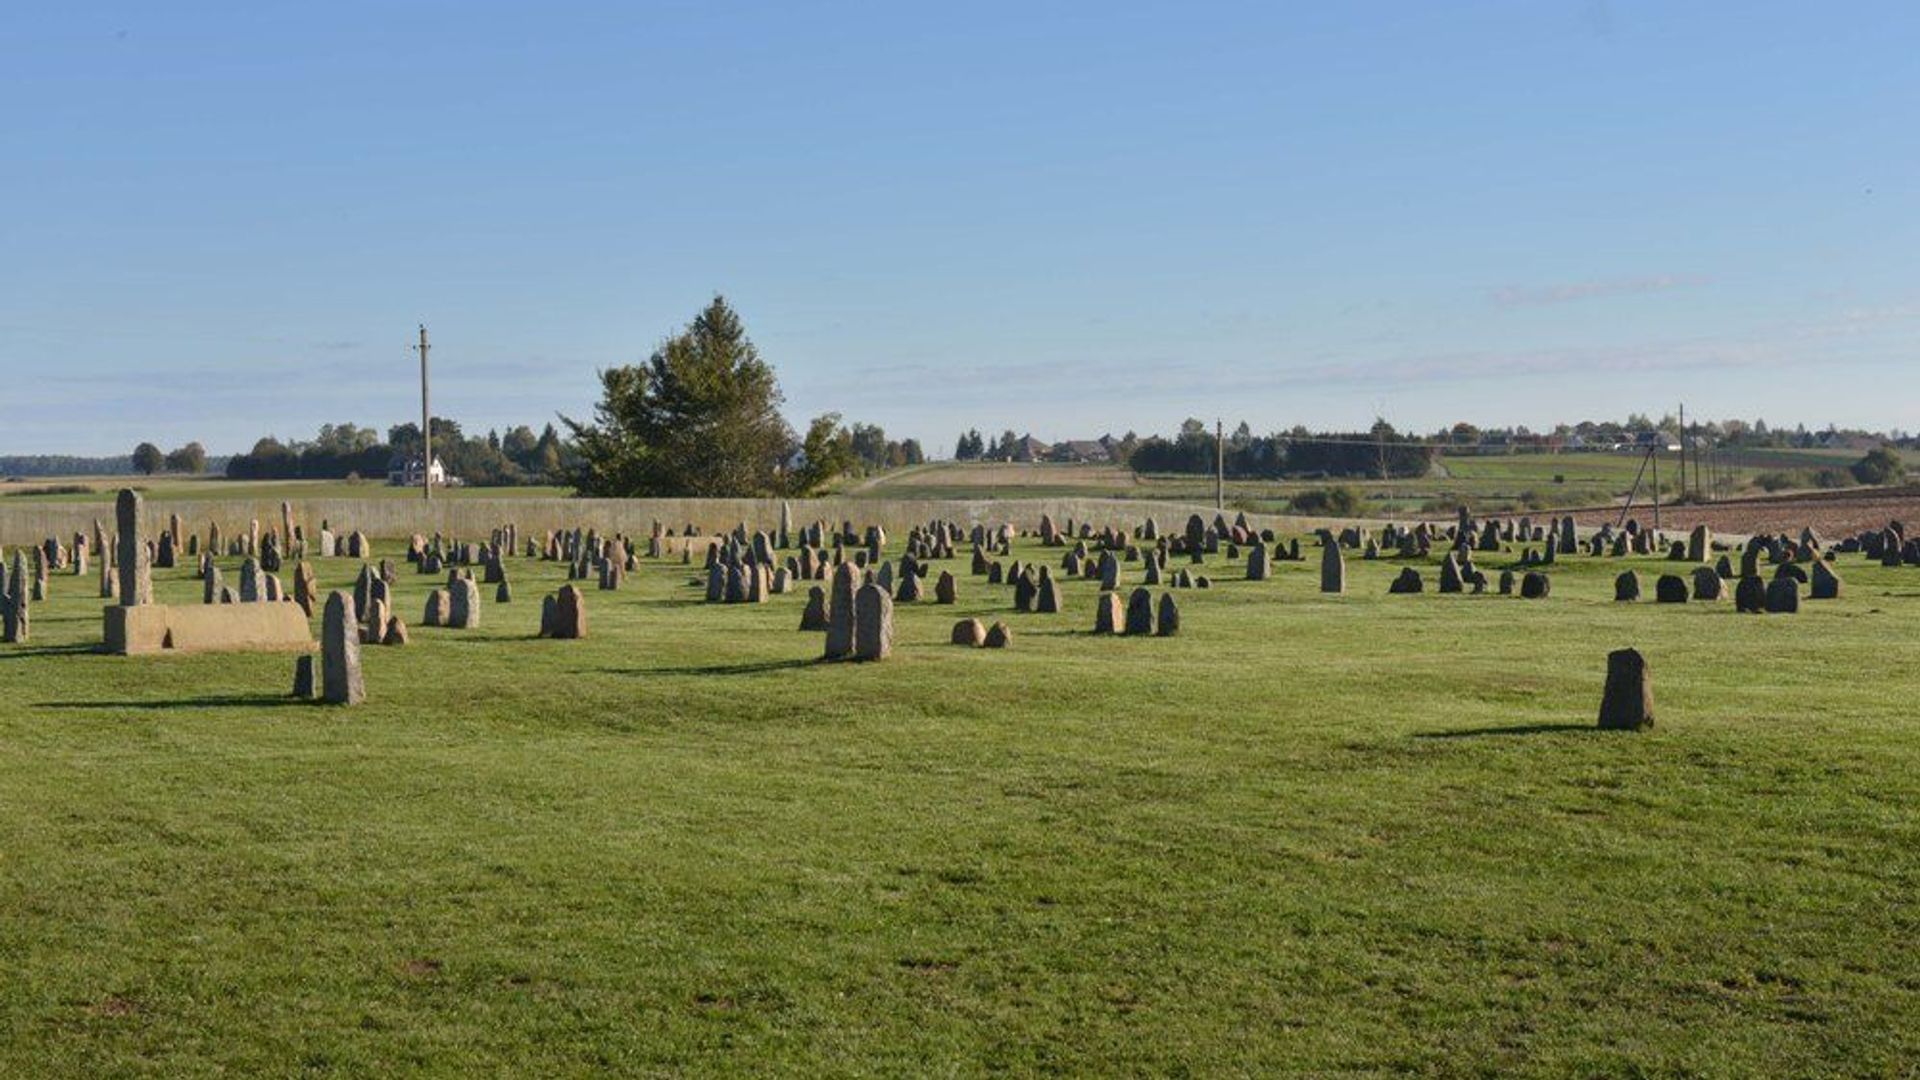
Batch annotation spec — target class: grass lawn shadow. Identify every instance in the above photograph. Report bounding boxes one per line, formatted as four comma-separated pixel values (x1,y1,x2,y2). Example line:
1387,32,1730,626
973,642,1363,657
596,658,818,678
37,694,313,712
1414,722,1604,739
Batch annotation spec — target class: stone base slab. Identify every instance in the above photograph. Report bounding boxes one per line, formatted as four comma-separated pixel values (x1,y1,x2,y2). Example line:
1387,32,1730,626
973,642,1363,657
104,603,315,656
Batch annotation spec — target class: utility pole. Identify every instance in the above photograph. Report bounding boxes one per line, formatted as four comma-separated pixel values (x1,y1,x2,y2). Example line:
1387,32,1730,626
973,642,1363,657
1650,434,1661,530
1215,418,1225,510
415,325,432,502
1677,403,1687,501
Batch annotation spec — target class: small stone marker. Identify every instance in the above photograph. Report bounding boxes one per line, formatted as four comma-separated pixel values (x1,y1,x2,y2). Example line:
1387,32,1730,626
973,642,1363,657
1124,587,1154,635
1598,648,1653,730
1094,591,1122,634
983,620,1011,648
951,618,986,646
292,654,316,699
800,586,830,631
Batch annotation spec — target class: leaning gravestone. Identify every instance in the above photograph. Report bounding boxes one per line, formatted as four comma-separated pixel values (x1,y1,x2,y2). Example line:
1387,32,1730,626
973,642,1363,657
321,592,364,706
1598,648,1653,730
1809,561,1842,600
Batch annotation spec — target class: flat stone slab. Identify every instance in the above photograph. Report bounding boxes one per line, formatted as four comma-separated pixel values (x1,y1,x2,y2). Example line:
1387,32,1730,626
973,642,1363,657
104,602,315,656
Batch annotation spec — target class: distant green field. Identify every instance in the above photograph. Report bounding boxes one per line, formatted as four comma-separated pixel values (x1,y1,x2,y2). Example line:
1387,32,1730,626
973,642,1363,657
0,530,1913,1074
854,455,1731,514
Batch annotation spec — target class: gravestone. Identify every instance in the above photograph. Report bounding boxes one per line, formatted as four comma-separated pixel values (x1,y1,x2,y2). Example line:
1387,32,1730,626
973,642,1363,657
853,583,893,661
800,586,830,631
1124,587,1154,635
321,592,364,705
1764,577,1799,614
115,489,153,607
1614,571,1640,602
1155,593,1180,636
1597,648,1653,730
824,563,858,660
983,621,1011,648
951,618,986,646
448,577,481,628
1094,591,1122,634
1321,542,1345,594
292,654,316,699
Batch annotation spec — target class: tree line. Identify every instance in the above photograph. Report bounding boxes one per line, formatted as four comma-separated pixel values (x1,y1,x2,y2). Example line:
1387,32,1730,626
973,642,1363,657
221,421,568,485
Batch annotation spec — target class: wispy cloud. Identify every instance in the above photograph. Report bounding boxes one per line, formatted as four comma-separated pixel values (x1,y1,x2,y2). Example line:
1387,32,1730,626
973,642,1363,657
1490,274,1709,309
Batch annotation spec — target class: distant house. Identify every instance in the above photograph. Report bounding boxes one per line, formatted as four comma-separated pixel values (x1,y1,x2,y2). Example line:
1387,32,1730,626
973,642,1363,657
1053,439,1112,464
386,454,451,487
1818,431,1880,453
1007,434,1053,462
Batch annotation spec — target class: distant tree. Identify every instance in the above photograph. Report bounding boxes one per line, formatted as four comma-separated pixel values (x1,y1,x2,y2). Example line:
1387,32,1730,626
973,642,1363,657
955,428,985,461
562,295,791,496
164,442,207,474
1851,447,1906,486
132,442,165,475
849,423,891,470
791,413,858,495
899,438,925,466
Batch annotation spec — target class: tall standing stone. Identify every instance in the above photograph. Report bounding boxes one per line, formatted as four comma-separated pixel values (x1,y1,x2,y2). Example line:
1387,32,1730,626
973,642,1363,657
1320,541,1345,594
825,562,858,660
115,489,152,606
1598,648,1653,730
448,576,481,628
321,592,365,705
853,582,893,661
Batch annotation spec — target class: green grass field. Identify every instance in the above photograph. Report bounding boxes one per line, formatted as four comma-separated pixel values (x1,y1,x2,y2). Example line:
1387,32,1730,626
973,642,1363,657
1,528,1913,1075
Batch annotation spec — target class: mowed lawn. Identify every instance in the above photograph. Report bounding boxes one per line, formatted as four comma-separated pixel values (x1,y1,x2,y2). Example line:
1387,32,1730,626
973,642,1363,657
0,531,1915,1076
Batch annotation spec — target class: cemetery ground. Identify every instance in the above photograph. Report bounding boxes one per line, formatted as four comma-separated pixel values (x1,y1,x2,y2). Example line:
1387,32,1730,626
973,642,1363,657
2,530,1916,1075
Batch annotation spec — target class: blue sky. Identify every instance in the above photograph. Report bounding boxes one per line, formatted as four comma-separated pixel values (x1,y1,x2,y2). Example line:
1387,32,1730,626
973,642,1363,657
4,1,1916,456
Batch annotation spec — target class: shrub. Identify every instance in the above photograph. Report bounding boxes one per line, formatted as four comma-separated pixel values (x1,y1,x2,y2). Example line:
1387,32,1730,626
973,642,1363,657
1290,485,1362,516
1850,447,1906,486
